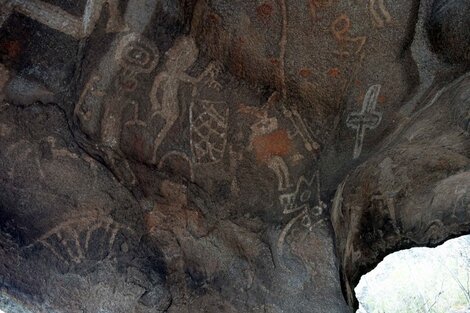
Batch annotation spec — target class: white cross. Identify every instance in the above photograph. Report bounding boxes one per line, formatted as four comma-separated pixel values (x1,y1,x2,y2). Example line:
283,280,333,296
346,84,383,159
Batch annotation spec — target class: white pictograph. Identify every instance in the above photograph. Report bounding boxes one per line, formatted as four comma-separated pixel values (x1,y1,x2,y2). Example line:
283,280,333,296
158,151,194,182
149,36,198,163
74,75,106,138
267,156,292,191
279,172,323,215
149,36,223,164
100,33,159,150
282,104,320,154
36,215,133,264
346,84,383,159
190,100,229,164
115,33,160,92
368,0,392,28
277,171,326,255
124,100,146,127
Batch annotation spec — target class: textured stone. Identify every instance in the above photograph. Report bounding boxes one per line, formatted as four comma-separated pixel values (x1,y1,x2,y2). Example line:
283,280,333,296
0,0,469,312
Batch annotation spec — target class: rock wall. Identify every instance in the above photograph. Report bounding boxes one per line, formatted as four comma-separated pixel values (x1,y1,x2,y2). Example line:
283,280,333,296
0,0,468,312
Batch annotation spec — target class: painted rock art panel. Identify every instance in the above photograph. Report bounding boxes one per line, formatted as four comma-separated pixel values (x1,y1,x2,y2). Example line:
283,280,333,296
1,0,470,313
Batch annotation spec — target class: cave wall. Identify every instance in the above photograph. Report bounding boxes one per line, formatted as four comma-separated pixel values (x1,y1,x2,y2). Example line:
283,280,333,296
0,0,468,312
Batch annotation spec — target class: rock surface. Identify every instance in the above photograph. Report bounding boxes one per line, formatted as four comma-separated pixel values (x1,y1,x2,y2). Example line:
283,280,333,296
0,0,468,312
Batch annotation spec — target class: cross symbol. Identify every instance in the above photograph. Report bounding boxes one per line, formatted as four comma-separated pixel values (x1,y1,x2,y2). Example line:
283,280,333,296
346,84,383,159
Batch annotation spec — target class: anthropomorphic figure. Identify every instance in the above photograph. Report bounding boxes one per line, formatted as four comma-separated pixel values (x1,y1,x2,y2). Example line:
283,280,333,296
149,36,222,164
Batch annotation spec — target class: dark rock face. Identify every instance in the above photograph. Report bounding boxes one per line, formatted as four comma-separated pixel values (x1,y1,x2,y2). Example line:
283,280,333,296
427,0,470,64
0,0,468,312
